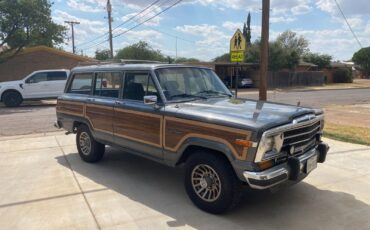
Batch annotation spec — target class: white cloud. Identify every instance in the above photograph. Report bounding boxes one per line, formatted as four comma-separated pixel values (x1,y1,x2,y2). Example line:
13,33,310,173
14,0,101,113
316,0,370,16
52,10,107,52
121,8,163,27
67,0,105,13
270,16,296,23
222,21,243,31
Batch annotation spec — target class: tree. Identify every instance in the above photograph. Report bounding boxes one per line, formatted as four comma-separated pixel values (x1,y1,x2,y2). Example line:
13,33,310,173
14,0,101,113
95,49,111,60
0,0,66,62
213,53,230,62
302,52,332,70
243,12,252,46
174,57,200,63
246,40,299,71
276,30,309,56
115,41,166,61
352,46,370,78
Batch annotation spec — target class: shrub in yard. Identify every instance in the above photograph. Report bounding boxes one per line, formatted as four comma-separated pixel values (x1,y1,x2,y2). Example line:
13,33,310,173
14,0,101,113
333,68,353,83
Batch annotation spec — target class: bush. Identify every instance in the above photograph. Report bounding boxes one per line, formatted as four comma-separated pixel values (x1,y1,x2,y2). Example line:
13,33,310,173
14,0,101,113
332,68,353,83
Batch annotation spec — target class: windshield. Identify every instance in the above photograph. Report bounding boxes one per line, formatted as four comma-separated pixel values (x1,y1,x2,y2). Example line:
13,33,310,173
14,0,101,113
155,67,232,102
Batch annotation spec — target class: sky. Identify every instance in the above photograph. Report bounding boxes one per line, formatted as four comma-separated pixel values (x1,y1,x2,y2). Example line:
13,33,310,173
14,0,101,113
51,0,370,61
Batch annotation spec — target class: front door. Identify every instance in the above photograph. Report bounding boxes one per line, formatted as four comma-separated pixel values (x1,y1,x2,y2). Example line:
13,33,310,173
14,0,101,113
113,71,163,159
23,72,50,98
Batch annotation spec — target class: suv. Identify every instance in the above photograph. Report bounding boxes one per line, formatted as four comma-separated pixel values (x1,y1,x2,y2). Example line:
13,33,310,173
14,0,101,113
55,64,329,214
0,69,70,107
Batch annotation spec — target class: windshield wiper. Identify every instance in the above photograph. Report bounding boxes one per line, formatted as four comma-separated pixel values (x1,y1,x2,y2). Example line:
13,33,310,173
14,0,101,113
169,94,208,100
196,90,232,97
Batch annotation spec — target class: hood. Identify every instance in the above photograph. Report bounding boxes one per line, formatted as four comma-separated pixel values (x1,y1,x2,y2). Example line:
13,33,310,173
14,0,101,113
165,97,321,133
0,80,23,87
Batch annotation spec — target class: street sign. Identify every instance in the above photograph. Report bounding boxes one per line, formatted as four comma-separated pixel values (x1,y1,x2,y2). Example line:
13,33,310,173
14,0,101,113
230,29,246,63
231,51,244,62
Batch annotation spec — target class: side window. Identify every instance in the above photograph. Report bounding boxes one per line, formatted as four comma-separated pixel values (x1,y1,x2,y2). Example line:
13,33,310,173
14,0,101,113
94,72,122,98
68,73,93,95
123,72,159,101
26,73,48,83
47,71,67,81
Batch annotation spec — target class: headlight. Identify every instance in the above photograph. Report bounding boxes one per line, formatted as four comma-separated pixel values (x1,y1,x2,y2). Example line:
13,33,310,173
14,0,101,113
255,133,284,162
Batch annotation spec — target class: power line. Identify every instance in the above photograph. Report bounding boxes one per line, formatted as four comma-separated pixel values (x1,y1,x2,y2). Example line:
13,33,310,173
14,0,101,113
333,0,362,48
77,0,162,48
83,0,184,52
111,0,163,32
113,0,183,39
64,21,80,54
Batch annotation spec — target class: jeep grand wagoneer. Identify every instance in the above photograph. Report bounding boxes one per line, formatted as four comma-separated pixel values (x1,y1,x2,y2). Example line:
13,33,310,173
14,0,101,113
55,64,329,213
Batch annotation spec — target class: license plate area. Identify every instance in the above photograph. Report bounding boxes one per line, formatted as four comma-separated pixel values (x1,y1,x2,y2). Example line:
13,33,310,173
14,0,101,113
305,155,318,174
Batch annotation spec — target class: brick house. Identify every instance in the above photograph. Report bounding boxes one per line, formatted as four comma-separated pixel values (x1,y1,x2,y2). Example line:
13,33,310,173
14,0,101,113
0,46,95,82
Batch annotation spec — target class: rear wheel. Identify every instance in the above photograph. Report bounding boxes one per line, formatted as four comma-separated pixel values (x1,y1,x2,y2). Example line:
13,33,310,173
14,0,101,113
184,151,243,214
76,125,105,163
2,91,22,107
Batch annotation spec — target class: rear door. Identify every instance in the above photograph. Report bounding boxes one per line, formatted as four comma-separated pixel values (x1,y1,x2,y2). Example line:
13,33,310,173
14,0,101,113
113,71,164,159
84,72,123,141
46,71,68,97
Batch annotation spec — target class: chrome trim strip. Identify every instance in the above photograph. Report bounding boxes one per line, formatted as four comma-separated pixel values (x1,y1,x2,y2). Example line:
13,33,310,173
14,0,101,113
255,114,324,163
244,148,317,189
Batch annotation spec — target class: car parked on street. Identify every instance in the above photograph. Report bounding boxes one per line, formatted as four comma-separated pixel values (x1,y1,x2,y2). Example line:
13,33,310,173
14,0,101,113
55,63,329,214
0,69,70,107
223,75,254,88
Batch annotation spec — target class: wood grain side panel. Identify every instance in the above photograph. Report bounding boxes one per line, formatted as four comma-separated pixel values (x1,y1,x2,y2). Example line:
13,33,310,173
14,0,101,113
85,105,114,133
56,101,84,116
164,117,251,160
114,109,162,147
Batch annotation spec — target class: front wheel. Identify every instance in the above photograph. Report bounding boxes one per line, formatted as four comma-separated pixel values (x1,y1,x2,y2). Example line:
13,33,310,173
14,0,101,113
76,125,105,163
2,91,23,107
184,151,243,214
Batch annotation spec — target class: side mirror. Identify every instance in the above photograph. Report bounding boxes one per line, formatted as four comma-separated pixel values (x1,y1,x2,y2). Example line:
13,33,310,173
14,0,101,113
144,95,157,105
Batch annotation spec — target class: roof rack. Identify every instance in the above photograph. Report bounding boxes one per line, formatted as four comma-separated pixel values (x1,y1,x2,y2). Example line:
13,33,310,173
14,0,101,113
77,59,167,66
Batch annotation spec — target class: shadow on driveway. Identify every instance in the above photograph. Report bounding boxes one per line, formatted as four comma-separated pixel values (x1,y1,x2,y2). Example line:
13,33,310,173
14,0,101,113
56,148,370,229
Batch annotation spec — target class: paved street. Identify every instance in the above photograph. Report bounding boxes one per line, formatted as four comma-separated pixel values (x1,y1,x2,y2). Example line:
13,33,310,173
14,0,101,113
240,88,370,107
1,88,369,136
0,134,369,229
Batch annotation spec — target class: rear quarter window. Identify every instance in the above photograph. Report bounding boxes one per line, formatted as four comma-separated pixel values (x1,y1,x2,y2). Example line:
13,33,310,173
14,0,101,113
68,73,93,95
47,71,67,81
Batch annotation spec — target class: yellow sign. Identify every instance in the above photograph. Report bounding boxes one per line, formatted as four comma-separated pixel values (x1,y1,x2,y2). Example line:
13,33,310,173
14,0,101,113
230,29,246,52
230,51,244,62
230,29,246,62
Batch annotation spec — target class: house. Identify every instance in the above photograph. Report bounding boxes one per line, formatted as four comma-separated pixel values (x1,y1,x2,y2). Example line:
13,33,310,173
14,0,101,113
0,46,95,82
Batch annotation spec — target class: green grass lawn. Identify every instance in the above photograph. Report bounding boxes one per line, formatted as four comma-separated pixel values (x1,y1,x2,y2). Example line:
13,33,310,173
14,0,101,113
324,123,370,146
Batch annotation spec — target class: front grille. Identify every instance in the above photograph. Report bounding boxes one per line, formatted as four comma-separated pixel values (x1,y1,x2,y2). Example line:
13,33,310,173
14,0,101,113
282,120,321,155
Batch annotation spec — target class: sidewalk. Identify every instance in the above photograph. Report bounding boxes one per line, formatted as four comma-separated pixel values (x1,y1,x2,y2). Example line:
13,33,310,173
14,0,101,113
0,133,370,229
237,79,370,95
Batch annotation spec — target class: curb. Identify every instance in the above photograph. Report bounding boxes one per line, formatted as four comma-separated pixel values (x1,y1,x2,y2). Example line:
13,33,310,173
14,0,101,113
0,131,66,141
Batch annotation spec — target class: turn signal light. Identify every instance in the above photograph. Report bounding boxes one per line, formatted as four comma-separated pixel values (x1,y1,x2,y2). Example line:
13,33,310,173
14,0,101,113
234,139,254,148
258,160,274,170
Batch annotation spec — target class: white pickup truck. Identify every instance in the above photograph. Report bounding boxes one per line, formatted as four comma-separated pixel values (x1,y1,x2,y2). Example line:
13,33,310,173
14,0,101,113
0,69,70,107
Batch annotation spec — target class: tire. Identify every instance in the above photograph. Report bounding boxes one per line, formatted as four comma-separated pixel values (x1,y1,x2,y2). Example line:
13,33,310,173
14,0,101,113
76,124,105,163
2,91,23,107
184,151,243,214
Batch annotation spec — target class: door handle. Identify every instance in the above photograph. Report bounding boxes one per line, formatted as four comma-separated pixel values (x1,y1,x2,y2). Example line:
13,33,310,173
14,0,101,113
115,101,125,105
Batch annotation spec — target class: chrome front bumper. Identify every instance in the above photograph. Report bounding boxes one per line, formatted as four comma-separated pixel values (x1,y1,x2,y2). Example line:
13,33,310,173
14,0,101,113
243,143,328,190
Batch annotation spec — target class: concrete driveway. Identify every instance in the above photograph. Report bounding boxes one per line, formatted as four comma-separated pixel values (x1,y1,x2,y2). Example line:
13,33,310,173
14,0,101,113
0,134,369,230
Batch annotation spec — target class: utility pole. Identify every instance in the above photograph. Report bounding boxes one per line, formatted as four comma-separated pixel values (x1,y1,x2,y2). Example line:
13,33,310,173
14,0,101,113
175,36,178,60
64,21,80,54
259,0,270,101
107,0,114,59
